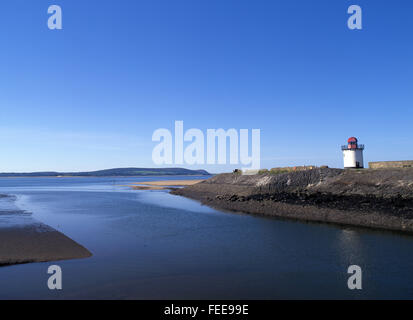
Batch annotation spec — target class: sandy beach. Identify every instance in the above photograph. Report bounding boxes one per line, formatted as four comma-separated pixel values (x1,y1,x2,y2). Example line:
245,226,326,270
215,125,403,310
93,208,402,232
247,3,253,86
130,180,204,190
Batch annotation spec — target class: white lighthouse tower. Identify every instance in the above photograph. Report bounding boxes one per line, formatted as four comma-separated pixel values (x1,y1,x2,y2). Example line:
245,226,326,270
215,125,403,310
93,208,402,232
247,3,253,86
342,137,364,169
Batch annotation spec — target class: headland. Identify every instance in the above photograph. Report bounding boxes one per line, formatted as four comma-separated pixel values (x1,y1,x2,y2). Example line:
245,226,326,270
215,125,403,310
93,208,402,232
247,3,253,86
171,168,413,233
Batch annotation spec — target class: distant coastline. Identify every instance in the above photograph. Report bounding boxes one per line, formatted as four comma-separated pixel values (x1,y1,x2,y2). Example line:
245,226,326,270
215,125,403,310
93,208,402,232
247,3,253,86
0,167,210,178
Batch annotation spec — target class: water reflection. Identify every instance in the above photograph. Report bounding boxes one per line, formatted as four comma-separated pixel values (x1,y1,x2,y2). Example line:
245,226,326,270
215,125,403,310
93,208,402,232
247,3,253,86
337,229,365,266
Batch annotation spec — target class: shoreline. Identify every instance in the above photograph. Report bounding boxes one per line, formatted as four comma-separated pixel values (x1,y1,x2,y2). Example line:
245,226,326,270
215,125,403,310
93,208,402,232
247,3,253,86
171,168,413,234
172,189,413,234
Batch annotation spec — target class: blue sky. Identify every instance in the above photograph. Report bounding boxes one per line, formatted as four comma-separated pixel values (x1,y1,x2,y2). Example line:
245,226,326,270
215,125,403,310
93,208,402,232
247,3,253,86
0,0,412,172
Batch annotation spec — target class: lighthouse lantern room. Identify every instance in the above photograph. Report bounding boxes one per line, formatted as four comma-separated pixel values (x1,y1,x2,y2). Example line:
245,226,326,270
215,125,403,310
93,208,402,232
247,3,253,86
342,137,364,169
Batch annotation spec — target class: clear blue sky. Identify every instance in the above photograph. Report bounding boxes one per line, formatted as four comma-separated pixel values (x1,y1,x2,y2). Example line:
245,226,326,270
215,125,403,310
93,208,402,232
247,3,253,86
0,0,412,173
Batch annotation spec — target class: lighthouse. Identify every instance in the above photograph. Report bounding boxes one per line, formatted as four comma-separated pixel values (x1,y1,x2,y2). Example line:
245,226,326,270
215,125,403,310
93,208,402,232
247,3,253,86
342,137,364,169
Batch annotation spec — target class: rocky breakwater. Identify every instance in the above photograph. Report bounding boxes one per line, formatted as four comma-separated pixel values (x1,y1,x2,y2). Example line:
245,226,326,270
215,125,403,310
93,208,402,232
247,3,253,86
171,168,413,233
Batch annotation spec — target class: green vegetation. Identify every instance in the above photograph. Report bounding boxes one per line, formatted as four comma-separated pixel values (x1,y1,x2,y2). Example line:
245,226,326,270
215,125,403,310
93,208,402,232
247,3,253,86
269,168,291,175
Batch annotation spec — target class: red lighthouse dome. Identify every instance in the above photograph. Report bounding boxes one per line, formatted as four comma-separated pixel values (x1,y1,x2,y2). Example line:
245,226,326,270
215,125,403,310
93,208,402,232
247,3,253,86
347,137,358,149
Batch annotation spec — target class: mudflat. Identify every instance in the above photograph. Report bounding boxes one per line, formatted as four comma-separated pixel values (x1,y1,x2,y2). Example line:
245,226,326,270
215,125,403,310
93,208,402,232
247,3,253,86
0,195,92,267
0,224,92,266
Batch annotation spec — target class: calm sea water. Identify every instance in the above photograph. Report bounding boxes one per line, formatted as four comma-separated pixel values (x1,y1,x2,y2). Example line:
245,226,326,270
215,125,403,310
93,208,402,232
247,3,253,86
0,176,413,299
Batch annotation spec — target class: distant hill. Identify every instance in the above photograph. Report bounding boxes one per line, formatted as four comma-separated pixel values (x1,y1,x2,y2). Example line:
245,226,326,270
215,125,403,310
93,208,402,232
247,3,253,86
0,168,210,177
